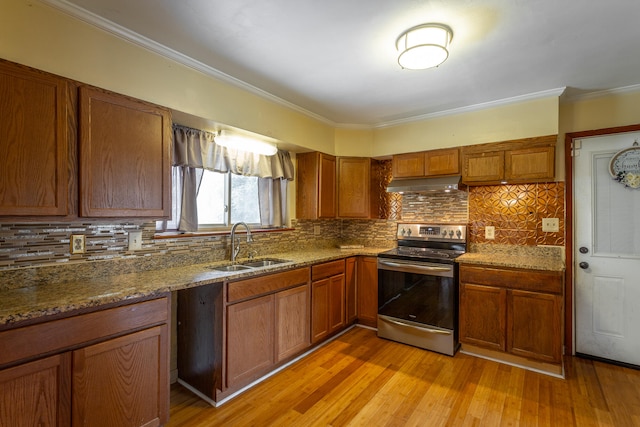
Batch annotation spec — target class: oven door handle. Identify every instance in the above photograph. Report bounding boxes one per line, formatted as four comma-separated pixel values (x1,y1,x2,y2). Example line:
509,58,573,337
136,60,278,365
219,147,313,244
379,316,452,335
378,260,451,273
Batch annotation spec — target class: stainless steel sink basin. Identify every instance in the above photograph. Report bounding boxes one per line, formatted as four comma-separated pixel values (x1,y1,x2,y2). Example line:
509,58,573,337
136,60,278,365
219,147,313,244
210,264,253,272
241,258,291,268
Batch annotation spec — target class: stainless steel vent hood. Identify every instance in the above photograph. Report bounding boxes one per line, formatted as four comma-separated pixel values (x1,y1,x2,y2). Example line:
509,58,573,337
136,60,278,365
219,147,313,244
386,176,465,193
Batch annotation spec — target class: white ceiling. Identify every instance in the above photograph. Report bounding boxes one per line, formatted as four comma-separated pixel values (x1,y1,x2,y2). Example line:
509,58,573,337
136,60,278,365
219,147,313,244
49,0,640,127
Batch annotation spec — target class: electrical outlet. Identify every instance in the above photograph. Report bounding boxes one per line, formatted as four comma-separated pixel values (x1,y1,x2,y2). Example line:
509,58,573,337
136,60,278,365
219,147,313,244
542,218,559,232
485,226,495,240
314,225,321,236
70,234,85,254
128,230,143,251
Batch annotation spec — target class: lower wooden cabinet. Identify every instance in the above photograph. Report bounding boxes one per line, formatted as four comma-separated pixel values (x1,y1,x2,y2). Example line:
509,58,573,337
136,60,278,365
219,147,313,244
226,294,275,389
0,296,170,427
311,260,345,343
224,268,310,391
459,264,563,364
0,353,71,426
356,256,378,328
345,257,357,324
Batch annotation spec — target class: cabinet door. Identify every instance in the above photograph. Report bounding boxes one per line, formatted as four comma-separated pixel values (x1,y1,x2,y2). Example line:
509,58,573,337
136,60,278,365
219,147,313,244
507,289,562,363
296,152,336,219
392,152,425,178
226,295,275,388
356,256,378,327
505,146,555,181
345,257,357,324
0,61,72,216
311,277,330,343
275,284,310,362
79,86,171,218
462,151,504,183
72,325,169,427
459,283,507,351
319,153,337,218
328,274,346,333
425,148,460,176
337,157,371,218
0,353,71,427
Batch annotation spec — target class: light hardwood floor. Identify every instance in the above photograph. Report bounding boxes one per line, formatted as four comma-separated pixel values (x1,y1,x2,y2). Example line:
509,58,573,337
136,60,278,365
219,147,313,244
168,327,640,426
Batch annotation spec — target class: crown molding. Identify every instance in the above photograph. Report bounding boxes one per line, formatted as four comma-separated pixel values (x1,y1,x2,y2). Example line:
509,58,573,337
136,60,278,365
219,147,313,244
563,83,640,102
374,87,567,129
40,0,337,126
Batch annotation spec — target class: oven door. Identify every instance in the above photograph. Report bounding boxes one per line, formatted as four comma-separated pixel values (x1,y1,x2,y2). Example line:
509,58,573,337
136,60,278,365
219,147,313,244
377,257,459,355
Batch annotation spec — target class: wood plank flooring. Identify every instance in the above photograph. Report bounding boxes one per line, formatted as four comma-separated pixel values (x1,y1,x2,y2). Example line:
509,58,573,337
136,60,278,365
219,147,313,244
167,327,640,426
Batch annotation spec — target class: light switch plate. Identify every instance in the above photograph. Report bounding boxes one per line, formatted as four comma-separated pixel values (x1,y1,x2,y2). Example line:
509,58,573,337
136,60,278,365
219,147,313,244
71,234,85,254
542,218,560,232
128,230,143,251
485,226,495,240
314,225,321,236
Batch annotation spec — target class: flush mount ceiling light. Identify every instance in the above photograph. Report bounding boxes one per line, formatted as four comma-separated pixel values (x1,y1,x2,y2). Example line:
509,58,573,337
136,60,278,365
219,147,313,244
215,130,278,156
396,23,453,70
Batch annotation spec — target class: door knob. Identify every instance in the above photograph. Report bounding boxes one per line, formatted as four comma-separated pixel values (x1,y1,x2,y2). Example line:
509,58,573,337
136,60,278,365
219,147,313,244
579,261,589,269
579,247,589,254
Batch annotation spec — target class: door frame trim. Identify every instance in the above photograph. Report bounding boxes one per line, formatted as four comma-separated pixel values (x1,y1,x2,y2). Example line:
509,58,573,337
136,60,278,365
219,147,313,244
564,123,640,354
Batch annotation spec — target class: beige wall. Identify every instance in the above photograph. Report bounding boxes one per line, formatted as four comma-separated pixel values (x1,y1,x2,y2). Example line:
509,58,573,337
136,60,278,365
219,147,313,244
3,0,639,177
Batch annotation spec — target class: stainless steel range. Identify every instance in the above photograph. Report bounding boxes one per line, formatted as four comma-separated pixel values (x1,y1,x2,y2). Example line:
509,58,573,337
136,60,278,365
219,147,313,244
377,223,467,356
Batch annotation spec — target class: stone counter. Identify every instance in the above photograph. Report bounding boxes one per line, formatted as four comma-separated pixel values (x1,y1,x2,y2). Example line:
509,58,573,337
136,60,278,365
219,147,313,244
0,247,387,327
456,243,565,272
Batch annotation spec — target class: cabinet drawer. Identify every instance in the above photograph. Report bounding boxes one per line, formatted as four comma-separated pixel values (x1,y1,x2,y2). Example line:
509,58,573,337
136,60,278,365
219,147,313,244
460,265,563,294
228,267,309,303
0,296,169,368
311,260,345,281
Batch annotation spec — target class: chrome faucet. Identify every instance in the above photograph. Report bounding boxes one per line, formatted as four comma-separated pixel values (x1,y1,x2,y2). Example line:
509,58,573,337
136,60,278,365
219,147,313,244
230,222,253,264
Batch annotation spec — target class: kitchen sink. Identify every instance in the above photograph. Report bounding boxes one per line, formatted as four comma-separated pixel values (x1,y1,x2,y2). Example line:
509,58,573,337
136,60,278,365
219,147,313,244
241,258,291,268
210,264,253,272
208,258,291,272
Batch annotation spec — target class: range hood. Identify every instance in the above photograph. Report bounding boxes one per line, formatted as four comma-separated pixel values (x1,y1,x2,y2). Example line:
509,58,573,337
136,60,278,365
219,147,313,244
386,176,466,193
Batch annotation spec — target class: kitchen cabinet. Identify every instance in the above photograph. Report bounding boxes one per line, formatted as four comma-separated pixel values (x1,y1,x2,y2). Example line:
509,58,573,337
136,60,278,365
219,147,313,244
461,135,556,184
459,264,563,364
224,268,310,391
392,148,460,179
345,257,357,324
296,151,336,219
79,85,172,218
356,256,378,328
311,260,346,343
0,296,170,427
337,157,380,218
0,59,172,220
0,59,74,218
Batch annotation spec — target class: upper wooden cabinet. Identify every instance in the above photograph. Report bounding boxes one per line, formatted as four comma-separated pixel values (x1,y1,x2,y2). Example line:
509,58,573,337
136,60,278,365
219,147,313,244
337,157,380,219
461,135,556,185
392,148,460,179
0,60,74,217
79,86,172,218
296,152,336,219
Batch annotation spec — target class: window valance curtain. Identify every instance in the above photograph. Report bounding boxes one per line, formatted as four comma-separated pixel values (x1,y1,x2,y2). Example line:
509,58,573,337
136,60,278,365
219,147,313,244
172,124,294,179
171,124,294,232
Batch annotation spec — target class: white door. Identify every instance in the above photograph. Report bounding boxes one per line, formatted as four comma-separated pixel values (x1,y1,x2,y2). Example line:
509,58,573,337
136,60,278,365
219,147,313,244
574,132,640,366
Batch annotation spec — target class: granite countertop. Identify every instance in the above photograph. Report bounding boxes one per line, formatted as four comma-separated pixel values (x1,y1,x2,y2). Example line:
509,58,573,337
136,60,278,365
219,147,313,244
0,247,387,328
456,243,565,272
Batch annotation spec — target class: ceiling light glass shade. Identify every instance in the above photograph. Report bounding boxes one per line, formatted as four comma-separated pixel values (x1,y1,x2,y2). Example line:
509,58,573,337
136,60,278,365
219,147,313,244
215,130,278,156
396,24,453,70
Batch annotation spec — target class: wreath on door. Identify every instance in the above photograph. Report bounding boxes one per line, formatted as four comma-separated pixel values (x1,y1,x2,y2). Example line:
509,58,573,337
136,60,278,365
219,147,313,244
610,140,640,189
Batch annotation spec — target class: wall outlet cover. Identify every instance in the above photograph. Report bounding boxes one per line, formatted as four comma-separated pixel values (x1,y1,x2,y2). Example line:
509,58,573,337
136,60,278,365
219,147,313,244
542,218,560,232
485,226,495,240
71,234,85,254
128,230,143,251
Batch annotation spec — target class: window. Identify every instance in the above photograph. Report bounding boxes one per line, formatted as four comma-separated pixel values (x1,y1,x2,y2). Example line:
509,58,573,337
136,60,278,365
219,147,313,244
197,170,260,228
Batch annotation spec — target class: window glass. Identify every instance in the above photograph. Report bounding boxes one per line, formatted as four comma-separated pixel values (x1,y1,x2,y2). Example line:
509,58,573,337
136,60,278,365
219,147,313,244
230,174,260,224
197,170,226,225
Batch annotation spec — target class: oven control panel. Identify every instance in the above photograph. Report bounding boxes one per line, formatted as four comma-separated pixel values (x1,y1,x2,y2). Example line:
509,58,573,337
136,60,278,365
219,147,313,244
397,223,466,241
